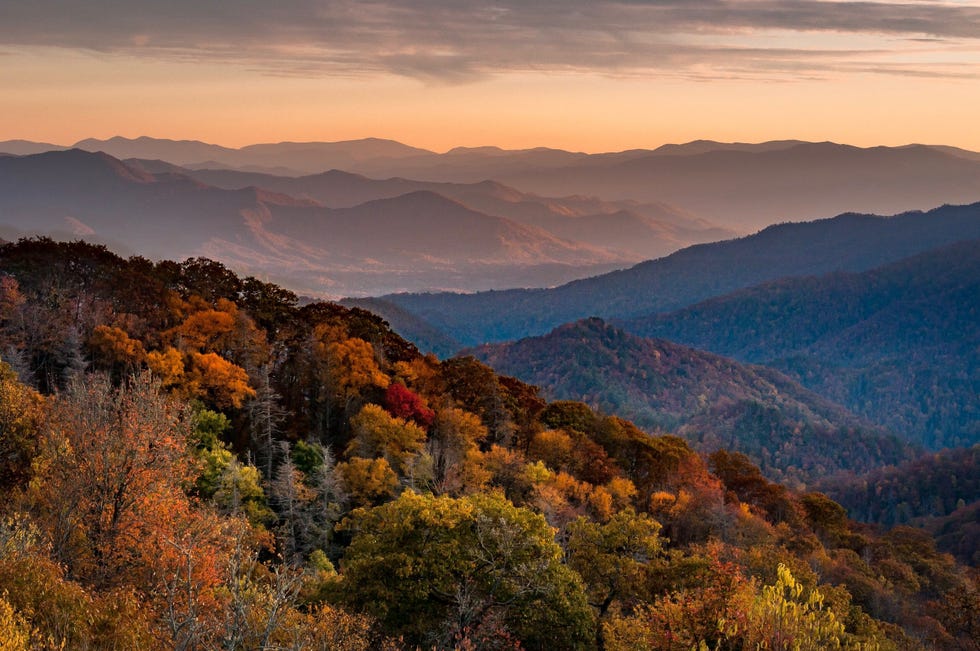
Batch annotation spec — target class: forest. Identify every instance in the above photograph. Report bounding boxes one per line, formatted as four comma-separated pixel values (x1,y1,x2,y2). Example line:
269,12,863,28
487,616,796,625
0,238,977,650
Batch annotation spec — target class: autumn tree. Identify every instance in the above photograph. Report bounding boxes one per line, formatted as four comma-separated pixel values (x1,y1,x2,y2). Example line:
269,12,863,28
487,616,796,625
346,403,426,477
427,406,489,495
0,361,44,492
335,457,398,508
27,372,193,588
384,381,434,427
86,324,146,380
745,564,849,650
312,328,389,435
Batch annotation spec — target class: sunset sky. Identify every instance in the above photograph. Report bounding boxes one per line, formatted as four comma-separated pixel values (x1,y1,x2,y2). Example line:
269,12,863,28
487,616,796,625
3,0,980,152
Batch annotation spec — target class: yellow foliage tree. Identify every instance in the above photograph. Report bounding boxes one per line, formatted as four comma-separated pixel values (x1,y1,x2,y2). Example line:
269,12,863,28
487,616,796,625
347,403,425,476
0,594,31,651
186,351,256,409
336,457,398,508
316,337,389,412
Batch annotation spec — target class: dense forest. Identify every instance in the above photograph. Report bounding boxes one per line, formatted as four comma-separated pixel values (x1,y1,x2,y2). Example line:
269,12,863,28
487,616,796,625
470,318,916,488
818,446,980,565
627,240,980,449
0,239,977,650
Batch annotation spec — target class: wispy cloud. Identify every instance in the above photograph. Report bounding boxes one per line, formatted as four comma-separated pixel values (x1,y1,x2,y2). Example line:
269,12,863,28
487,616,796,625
2,0,979,81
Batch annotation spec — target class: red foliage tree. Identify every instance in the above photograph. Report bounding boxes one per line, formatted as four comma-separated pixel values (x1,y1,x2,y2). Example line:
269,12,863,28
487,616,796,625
384,382,434,428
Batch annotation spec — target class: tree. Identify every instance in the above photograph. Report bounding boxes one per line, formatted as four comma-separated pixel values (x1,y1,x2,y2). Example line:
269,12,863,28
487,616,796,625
335,457,398,508
269,445,317,564
384,381,434,427
186,352,255,409
27,372,192,588
0,595,31,651
315,335,389,425
602,552,753,651
86,324,146,379
248,365,286,481
346,403,426,477
337,491,594,650
746,564,847,651
566,509,664,624
0,361,44,492
427,406,489,495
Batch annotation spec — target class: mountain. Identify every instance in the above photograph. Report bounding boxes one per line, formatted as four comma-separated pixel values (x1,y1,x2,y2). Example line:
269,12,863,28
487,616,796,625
269,190,619,267
624,241,980,449
124,161,733,261
72,136,241,167
20,137,980,234
467,318,916,487
0,149,625,297
359,202,980,349
818,445,980,565
1,238,973,647
648,139,808,156
0,139,67,156
495,142,980,230
72,136,435,174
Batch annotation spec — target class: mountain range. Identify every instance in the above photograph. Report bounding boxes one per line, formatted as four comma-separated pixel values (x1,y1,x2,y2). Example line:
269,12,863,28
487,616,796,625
124,159,731,260
467,317,915,487
625,240,980,449
358,202,980,348
0,148,670,296
6,137,980,231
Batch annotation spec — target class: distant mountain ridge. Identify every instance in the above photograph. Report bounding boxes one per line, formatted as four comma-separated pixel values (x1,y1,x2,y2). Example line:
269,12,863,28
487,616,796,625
495,142,980,229
624,240,980,449
124,160,731,261
467,317,916,486
363,202,980,348
0,149,628,296
68,136,433,174
5,137,980,233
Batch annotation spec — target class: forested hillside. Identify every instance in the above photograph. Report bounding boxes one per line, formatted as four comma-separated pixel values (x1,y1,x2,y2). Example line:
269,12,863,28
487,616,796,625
819,446,980,565
0,239,975,650
626,240,980,449
469,318,916,487
357,202,980,348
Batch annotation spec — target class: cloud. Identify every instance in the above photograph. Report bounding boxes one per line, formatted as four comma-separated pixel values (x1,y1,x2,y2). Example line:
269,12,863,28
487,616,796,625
1,0,979,81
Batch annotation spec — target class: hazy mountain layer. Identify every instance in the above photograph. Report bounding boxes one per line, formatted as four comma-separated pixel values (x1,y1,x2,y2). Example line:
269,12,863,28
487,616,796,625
364,202,980,348
0,149,628,297
495,142,980,230
125,161,732,261
10,137,980,233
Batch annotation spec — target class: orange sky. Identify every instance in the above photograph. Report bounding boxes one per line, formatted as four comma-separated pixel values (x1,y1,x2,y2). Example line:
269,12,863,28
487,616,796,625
3,1,980,152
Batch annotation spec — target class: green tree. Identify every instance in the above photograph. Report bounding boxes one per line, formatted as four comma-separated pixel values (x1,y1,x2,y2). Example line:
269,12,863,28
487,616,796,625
567,510,663,615
338,491,594,650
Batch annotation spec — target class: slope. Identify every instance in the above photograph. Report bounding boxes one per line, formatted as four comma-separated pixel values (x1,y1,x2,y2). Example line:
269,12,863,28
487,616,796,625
364,202,980,348
125,161,732,261
0,150,626,296
468,318,915,487
817,445,980,565
626,241,980,449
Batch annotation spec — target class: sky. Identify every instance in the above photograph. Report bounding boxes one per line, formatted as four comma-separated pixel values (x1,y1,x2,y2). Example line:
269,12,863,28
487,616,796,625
2,0,980,152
